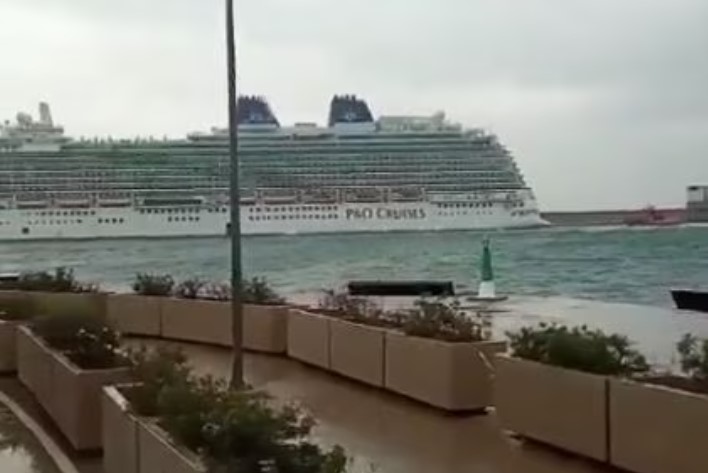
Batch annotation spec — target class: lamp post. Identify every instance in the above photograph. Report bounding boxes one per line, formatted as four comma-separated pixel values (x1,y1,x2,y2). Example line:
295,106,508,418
226,0,244,389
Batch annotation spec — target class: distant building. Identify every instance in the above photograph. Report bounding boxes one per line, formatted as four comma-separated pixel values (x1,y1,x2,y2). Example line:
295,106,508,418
686,186,708,222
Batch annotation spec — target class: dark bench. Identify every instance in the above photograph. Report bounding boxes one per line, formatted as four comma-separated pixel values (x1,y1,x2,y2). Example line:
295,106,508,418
347,280,455,297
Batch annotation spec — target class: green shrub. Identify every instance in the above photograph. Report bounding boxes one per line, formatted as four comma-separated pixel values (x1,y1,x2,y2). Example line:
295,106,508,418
174,278,206,299
201,282,232,301
14,268,97,293
402,299,487,343
508,324,649,376
132,273,174,296
677,334,708,381
31,312,125,369
242,278,284,305
128,349,348,472
0,298,34,321
127,346,193,416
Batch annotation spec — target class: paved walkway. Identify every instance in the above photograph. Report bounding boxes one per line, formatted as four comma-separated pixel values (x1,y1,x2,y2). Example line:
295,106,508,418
1,338,617,473
135,339,614,473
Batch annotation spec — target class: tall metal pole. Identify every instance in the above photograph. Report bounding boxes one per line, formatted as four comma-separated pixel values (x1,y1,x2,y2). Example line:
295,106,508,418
226,0,244,389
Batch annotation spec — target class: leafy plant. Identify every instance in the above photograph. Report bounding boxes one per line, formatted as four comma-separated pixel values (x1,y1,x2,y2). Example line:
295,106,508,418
174,278,206,299
508,324,649,376
201,282,232,301
132,273,174,296
241,278,284,305
31,312,126,369
13,267,97,293
402,299,487,342
128,349,348,472
127,346,193,416
677,334,708,382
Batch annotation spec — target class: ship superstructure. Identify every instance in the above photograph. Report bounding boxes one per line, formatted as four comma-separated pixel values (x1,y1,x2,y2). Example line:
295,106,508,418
0,96,546,240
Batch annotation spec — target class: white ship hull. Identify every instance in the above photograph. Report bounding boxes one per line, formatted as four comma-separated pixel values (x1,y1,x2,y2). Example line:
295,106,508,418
0,198,546,241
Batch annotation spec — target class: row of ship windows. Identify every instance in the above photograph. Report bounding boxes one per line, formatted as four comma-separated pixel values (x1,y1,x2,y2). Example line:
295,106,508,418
138,208,227,215
249,206,338,213
248,214,338,221
1,168,512,178
436,202,495,209
23,220,84,226
512,210,539,216
28,210,97,217
437,211,493,217
18,216,209,226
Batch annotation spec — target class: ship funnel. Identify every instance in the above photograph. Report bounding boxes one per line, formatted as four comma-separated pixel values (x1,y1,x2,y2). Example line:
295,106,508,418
39,102,53,126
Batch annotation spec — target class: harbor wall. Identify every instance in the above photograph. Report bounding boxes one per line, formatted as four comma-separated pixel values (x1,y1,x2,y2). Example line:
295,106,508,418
541,208,686,227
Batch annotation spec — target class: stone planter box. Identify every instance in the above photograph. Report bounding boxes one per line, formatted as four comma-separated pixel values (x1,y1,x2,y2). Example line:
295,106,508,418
0,291,33,373
287,309,331,369
17,327,131,451
160,298,232,347
243,304,288,354
107,294,162,337
329,318,386,387
0,320,21,373
494,355,608,462
609,378,708,473
385,332,506,411
102,385,206,473
17,325,55,410
30,291,108,319
102,386,139,473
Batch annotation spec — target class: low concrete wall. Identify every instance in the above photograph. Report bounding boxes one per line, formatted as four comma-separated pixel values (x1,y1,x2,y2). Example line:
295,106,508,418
329,319,386,387
287,310,331,369
31,292,108,319
161,298,232,347
107,294,162,337
494,356,608,462
609,378,708,473
102,386,139,473
385,333,506,411
17,327,131,451
0,321,19,373
243,304,288,354
102,386,205,473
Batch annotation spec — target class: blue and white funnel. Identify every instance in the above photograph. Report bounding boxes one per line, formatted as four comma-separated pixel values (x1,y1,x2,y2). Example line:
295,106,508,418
478,238,496,299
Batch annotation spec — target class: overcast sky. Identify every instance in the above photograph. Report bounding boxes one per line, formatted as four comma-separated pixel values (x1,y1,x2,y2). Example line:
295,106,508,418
1,0,707,211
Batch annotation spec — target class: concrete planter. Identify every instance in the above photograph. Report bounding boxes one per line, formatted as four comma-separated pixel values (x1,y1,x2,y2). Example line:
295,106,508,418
30,291,108,319
494,356,608,461
17,327,131,451
609,378,708,473
385,332,506,411
102,386,139,473
0,291,34,373
102,386,206,473
160,298,232,347
0,320,20,373
107,294,162,337
17,325,55,410
329,318,386,387
243,304,288,354
138,420,206,473
286,309,331,369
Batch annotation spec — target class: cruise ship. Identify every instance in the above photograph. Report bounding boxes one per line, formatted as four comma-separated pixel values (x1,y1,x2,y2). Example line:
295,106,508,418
0,96,546,240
